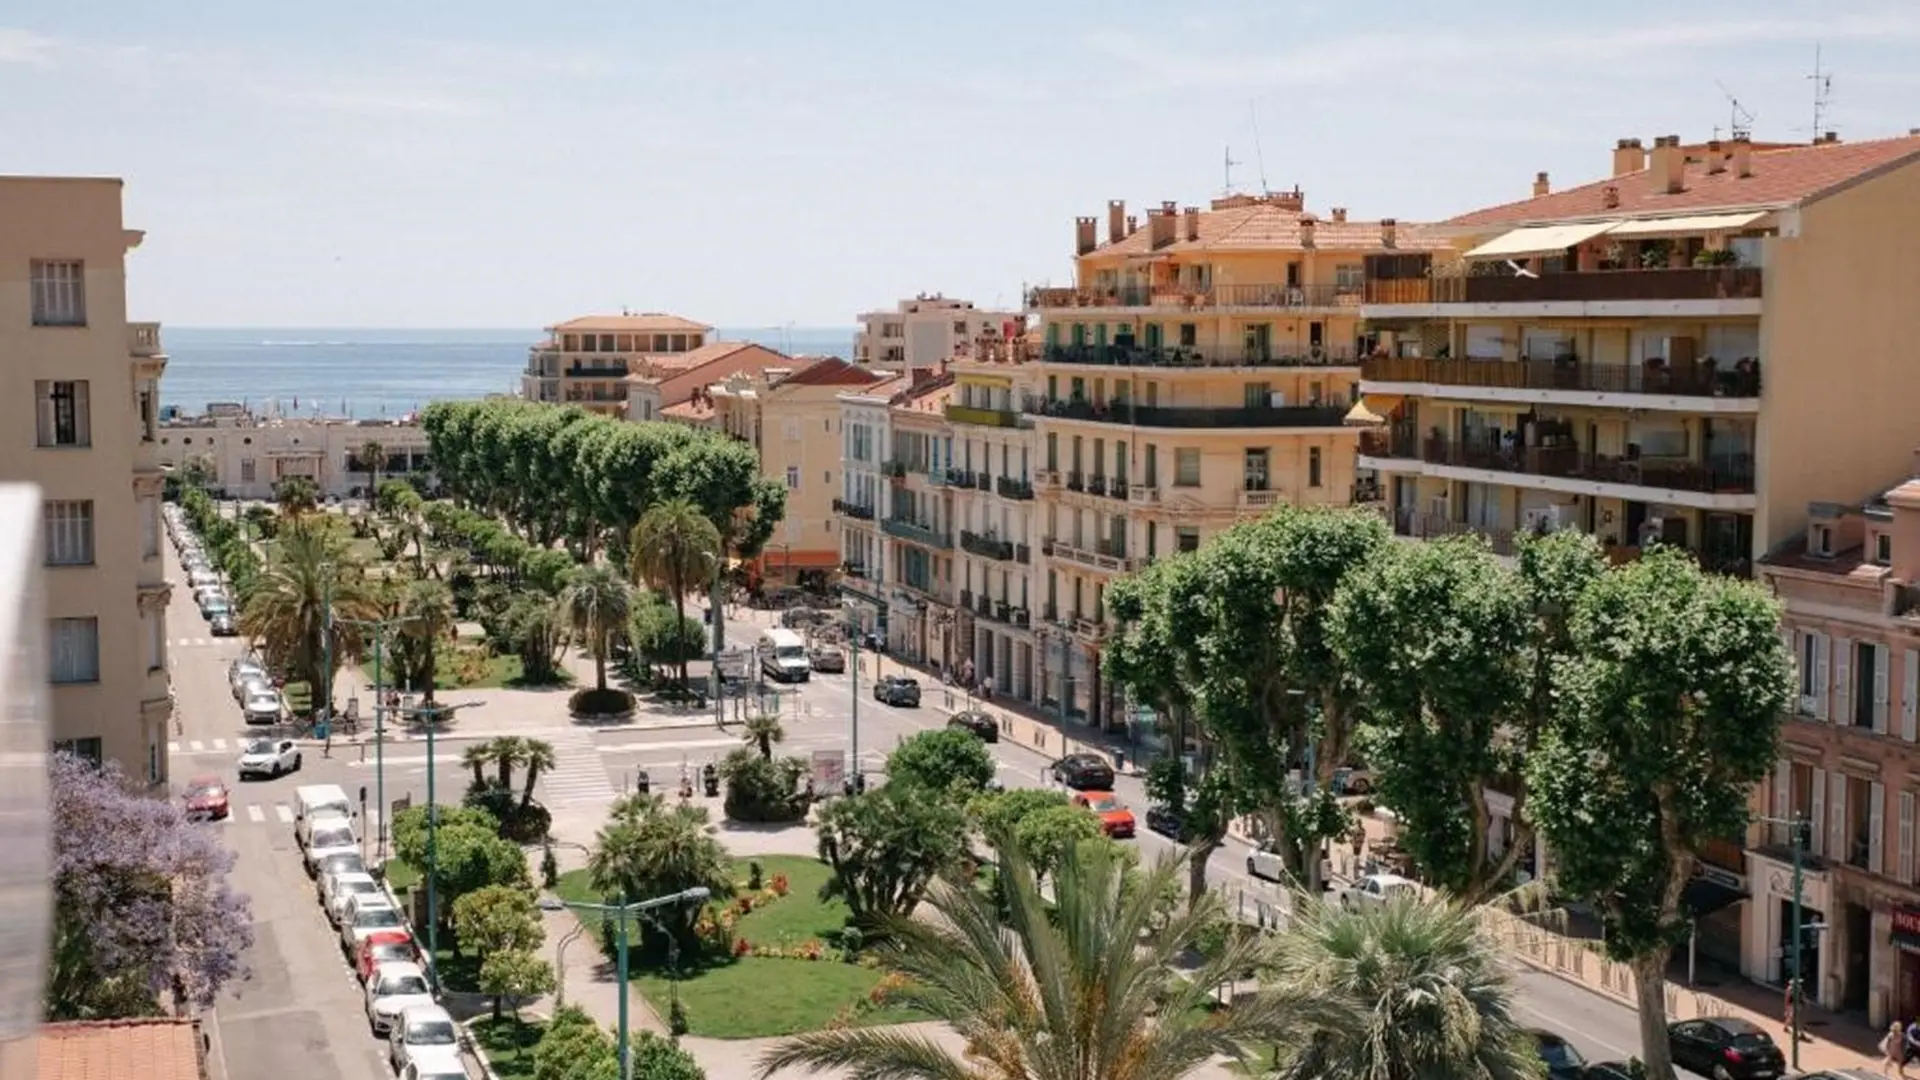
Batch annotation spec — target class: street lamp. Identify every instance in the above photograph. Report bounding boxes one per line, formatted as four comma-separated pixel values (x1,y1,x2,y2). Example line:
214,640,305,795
335,612,409,861
394,698,485,992
542,886,711,1078
1757,813,1817,1071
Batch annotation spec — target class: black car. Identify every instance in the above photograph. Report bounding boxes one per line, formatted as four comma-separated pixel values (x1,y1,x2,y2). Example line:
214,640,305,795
873,675,921,707
210,611,237,636
1585,1065,1642,1080
1528,1030,1587,1080
1049,753,1115,791
1144,804,1192,841
946,710,998,742
1668,1017,1786,1079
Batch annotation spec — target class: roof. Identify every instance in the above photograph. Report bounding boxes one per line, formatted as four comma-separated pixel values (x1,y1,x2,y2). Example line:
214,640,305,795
1448,134,1920,229
547,313,713,334
772,356,888,389
892,376,955,416
661,398,713,421
1090,198,1448,257
38,1019,205,1080
624,341,776,379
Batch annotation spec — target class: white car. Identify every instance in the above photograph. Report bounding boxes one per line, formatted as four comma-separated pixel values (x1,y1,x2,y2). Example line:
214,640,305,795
387,1004,462,1077
187,568,221,589
243,688,285,726
229,659,268,698
339,894,406,953
237,737,301,779
1343,872,1421,910
233,672,271,704
398,1064,467,1080
1246,841,1291,884
321,870,381,924
364,961,435,1035
305,817,361,876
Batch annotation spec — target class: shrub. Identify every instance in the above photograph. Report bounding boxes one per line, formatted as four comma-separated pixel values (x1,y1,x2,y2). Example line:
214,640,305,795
667,996,690,1038
769,872,789,897
717,748,808,823
747,860,764,891
569,687,634,717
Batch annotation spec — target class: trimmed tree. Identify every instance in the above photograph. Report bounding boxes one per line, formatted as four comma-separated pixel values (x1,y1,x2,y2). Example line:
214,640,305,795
883,728,996,798
815,782,968,928
1527,547,1793,1080
477,950,555,1022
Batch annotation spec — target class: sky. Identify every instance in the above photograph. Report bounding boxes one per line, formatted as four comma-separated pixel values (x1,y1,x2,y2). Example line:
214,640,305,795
5,1,1920,329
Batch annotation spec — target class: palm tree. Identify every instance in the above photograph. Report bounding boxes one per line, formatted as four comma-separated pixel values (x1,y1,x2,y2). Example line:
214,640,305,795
519,739,556,810
274,475,321,517
757,839,1343,1080
356,439,387,499
588,795,733,944
628,499,721,688
239,516,374,717
742,712,783,761
397,579,456,705
461,743,494,790
561,565,632,692
488,735,529,791
1260,890,1541,1080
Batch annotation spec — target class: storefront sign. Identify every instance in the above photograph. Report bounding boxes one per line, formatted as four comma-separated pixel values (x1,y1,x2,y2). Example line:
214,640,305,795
1891,906,1920,946
1697,865,1746,892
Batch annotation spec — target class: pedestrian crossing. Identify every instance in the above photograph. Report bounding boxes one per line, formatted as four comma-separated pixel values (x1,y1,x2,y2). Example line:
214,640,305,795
171,737,239,755
536,729,618,805
173,637,225,649
201,799,387,835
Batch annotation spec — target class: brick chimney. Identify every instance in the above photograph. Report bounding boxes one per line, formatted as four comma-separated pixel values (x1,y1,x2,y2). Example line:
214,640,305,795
1125,215,1138,236
1107,200,1126,244
1274,185,1305,212
1075,216,1098,255
1821,130,1841,144
1330,207,1348,223
1650,135,1685,194
1705,140,1726,175
1380,218,1397,248
1147,206,1177,249
1602,184,1621,209
1298,214,1317,248
1731,134,1753,178
1183,205,1200,241
1532,171,1551,197
1612,137,1646,177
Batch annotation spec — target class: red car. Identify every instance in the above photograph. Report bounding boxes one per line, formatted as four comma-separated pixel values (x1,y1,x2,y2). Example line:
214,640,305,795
1071,791,1137,839
183,775,231,821
356,930,419,983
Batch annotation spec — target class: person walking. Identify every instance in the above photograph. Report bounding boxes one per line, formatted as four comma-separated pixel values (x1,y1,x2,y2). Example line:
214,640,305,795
1884,1020,1907,1078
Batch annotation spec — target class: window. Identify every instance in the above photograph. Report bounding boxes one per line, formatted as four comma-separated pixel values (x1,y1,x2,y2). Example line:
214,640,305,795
1176,527,1202,553
140,496,159,558
1174,448,1201,487
145,610,164,672
49,617,100,684
1178,323,1197,347
1878,533,1893,567
53,737,103,766
1309,447,1323,488
786,466,801,490
43,500,94,566
1812,524,1833,557
35,380,91,447
784,419,800,442
1244,383,1271,408
1243,449,1270,492
240,459,256,483
30,260,86,326
1335,263,1366,290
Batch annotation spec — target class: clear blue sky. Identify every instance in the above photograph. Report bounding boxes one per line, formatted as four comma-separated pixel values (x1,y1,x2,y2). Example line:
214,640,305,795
6,1,1918,328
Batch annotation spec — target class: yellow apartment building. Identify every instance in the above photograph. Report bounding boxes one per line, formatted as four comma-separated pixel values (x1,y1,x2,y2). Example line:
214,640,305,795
1026,191,1444,726
834,372,909,641
520,313,712,415
1357,132,1920,575
853,294,1021,375
0,176,171,784
880,377,961,666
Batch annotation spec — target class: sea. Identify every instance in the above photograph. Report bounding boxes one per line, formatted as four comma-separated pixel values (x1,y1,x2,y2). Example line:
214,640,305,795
158,327,858,421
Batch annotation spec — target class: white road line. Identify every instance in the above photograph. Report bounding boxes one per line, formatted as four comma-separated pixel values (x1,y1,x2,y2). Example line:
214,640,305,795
538,730,618,804
189,739,205,752
211,737,228,751
168,740,180,754
247,804,266,823
600,737,767,753
273,803,294,824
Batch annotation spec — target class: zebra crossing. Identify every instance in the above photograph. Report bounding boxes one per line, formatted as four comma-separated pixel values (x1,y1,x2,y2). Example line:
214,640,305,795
173,637,226,649
171,737,239,755
535,729,618,805
203,799,387,834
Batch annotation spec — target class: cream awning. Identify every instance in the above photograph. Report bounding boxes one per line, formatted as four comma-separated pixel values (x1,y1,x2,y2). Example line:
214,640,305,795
1605,211,1768,238
1344,394,1402,426
1463,221,1620,261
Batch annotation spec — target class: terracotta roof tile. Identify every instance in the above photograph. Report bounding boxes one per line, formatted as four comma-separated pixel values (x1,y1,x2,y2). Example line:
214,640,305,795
548,313,713,333
1091,200,1448,258
1448,134,1920,228
661,399,713,421
39,1019,204,1080
773,357,887,388
623,341,777,379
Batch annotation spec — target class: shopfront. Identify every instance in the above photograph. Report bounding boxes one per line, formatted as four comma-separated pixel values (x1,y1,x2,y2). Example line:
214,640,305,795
1888,907,1920,1025
1742,851,1833,1008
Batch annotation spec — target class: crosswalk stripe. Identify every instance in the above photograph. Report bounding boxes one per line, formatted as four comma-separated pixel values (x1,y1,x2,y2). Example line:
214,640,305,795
211,737,228,751
537,730,618,805
273,804,294,824
247,805,265,823
189,740,205,752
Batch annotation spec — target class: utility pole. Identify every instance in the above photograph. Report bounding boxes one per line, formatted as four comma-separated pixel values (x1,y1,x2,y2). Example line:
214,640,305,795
1759,812,1816,1070
400,699,485,993
548,888,711,1078
338,613,408,860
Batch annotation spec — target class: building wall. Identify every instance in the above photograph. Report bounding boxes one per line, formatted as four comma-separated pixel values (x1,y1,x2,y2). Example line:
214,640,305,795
155,418,430,500
0,177,169,784
628,344,796,423
855,298,1017,370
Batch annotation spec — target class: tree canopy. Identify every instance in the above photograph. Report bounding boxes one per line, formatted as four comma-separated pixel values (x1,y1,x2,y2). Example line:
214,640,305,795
883,728,996,797
815,782,968,928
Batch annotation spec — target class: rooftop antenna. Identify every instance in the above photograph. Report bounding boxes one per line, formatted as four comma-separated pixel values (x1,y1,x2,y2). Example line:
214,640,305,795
1714,80,1756,141
1248,101,1271,192
1808,43,1834,142
1221,146,1243,197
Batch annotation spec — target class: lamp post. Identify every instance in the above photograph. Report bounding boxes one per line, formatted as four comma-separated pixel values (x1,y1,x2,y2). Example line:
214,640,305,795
336,613,408,861
396,699,485,993
1757,813,1816,1071
547,887,711,1078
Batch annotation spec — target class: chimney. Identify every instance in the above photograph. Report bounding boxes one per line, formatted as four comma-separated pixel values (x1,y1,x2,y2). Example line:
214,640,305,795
1602,185,1621,209
1125,215,1138,235
1298,214,1317,248
1330,206,1348,223
1705,140,1726,175
1183,205,1200,241
1822,130,1841,144
1612,137,1646,177
1075,216,1098,256
1380,218,1397,248
1650,134,1685,194
1148,206,1177,250
1731,134,1753,178
1532,171,1551,197
1107,200,1126,244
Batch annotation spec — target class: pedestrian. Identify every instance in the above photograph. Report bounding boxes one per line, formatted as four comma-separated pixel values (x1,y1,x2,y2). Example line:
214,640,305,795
1884,1020,1906,1078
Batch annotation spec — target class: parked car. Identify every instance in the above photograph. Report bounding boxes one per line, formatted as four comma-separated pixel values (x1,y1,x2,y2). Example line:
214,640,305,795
1048,753,1115,791
320,870,381,924
873,675,921,707
182,775,231,821
243,687,285,726
1528,1030,1588,1080
209,610,237,636
305,818,361,877
1585,1064,1644,1080
200,598,233,624
1070,790,1137,838
1144,804,1192,841
946,709,998,742
1667,1017,1786,1080
387,1004,464,1076
1343,872,1421,910
187,568,221,590
313,851,368,886
339,894,406,954
807,644,845,673
364,961,435,1035
356,930,421,983
192,584,227,609
237,737,301,779
1247,841,1290,883
399,1063,469,1080
230,657,268,696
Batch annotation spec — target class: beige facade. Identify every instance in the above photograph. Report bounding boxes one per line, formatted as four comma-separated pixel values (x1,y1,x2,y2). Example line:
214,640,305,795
626,341,797,423
880,378,962,667
0,176,170,784
520,313,711,415
0,487,48,1078
155,409,430,500
854,294,1020,375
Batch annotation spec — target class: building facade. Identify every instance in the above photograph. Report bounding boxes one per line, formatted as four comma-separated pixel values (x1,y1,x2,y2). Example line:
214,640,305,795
627,341,798,422
1356,132,1920,574
0,177,170,784
521,313,711,415
155,408,431,500
835,374,907,639
854,294,1020,376
881,378,960,666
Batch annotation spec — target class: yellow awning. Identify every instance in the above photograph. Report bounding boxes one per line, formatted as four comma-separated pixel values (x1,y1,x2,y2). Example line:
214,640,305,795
1605,211,1768,238
1464,221,1620,261
960,373,1014,388
1344,394,1401,425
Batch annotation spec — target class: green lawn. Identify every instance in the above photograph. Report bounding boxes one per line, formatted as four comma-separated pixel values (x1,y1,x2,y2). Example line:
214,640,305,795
360,644,571,692
554,854,909,1038
382,857,420,897
469,1016,541,1080
374,857,481,990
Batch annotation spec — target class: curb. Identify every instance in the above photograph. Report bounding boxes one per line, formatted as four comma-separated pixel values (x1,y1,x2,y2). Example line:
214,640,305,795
461,1017,502,1080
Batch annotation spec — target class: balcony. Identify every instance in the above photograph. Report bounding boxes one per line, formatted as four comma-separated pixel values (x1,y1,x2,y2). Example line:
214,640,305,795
1361,356,1761,399
831,498,876,521
1073,616,1110,643
1358,424,1419,460
564,389,626,403
946,403,1025,428
1388,508,1518,556
128,322,163,357
882,460,908,479
960,530,1016,562
1364,267,1763,306
1035,468,1062,490
1039,344,1356,370
565,364,631,378
1420,438,1757,495
1027,397,1350,430
1027,283,1363,311
1015,543,1032,565
1044,537,1131,573
1129,484,1161,505
974,599,1032,630
1240,488,1282,511
996,476,1035,500
882,518,952,549
1065,471,1085,492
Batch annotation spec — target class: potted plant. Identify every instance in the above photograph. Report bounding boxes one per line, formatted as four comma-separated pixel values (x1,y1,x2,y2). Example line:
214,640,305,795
1638,240,1673,269
1693,247,1740,267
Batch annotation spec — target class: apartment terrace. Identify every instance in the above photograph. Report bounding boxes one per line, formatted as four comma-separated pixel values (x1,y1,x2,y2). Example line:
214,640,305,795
1026,397,1350,430
1039,344,1359,370
882,517,951,549
1360,356,1762,399
1418,436,1755,495
945,403,1026,428
832,497,876,521
1364,266,1762,306
1043,536,1134,574
1027,283,1363,311
961,590,1033,629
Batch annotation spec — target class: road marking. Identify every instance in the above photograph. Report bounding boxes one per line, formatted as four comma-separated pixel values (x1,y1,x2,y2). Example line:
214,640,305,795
538,729,619,805
600,737,761,753
274,803,294,824
247,805,266,823
189,739,205,752
211,737,228,751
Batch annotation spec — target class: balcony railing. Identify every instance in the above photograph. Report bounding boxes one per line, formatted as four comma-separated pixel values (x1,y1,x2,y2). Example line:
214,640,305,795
1363,267,1763,306
1358,424,1419,459
128,322,163,357
831,498,876,521
945,404,1024,428
973,599,1032,629
565,364,631,378
1130,484,1161,505
1039,344,1357,369
1027,397,1350,430
1361,356,1762,399
1240,488,1282,510
1045,537,1131,573
882,518,953,549
996,476,1035,500
881,460,908,479
960,530,1017,562
1389,508,1518,556
1028,283,1363,310
1421,438,1757,495
564,390,626,403
1065,471,1085,492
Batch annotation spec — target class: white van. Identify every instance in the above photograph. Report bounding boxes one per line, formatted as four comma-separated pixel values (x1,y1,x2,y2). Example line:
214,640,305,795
758,628,811,683
294,783,355,844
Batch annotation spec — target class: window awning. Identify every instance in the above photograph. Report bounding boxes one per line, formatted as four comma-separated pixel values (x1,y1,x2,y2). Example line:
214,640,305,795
1606,211,1768,238
1344,394,1403,426
1681,877,1749,919
1463,221,1621,261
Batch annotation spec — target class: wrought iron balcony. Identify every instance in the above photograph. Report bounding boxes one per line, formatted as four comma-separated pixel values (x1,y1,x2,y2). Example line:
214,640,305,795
882,518,953,549
1039,343,1356,370
996,476,1035,500
1361,356,1761,398
831,498,876,521
881,460,907,478
960,530,1016,562
1028,397,1350,430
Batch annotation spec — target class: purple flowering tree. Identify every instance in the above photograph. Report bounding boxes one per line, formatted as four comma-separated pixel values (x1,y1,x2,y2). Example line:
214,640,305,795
46,753,254,1018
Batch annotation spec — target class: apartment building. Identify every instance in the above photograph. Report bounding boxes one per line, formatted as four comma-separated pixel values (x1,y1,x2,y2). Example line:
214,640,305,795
0,488,48,1079
853,294,1019,375
835,373,909,640
1356,132,1920,574
155,407,431,500
520,313,712,415
1,177,170,784
1025,192,1421,725
879,377,960,665
627,341,799,422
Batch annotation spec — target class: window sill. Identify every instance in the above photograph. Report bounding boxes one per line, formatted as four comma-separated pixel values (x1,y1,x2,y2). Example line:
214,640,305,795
45,560,97,570
31,320,89,329
51,679,102,687
37,443,94,450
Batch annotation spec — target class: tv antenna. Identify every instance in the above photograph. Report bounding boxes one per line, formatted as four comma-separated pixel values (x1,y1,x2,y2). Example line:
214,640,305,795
1248,101,1271,191
1222,146,1243,196
1808,43,1835,141
1714,80,1756,141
